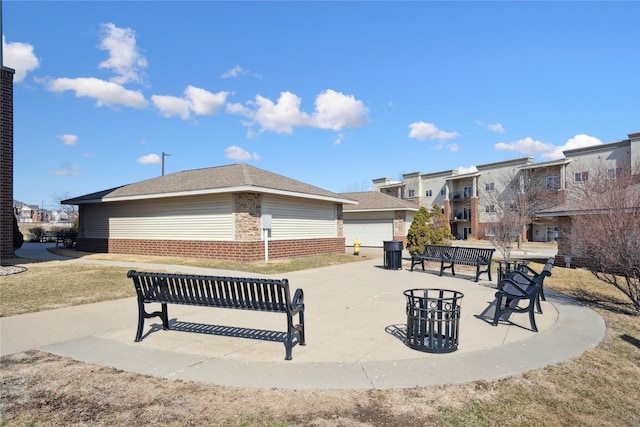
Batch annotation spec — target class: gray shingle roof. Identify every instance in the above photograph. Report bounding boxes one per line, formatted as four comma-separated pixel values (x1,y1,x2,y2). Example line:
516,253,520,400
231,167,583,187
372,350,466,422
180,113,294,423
340,191,419,212
63,164,356,205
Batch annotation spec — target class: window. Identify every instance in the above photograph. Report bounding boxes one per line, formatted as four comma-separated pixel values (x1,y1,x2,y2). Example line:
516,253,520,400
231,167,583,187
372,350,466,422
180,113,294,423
574,172,588,182
546,176,561,190
440,188,446,196
485,204,496,213
425,190,433,197
485,182,494,191
485,227,495,237
408,189,415,199
463,186,473,198
608,168,622,180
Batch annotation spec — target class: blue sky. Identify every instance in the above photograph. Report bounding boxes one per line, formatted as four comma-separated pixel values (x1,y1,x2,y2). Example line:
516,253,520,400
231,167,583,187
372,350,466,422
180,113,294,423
3,1,639,210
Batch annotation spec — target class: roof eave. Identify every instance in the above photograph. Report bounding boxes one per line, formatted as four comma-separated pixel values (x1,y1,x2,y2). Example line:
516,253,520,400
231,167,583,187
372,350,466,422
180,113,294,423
345,207,420,213
70,185,357,205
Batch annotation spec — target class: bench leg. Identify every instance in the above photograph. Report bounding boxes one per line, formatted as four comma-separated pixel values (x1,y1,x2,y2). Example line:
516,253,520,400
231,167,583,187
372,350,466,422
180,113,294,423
529,305,538,332
410,259,424,272
298,311,306,346
135,298,146,342
284,313,306,360
492,295,505,326
535,293,543,314
134,301,169,342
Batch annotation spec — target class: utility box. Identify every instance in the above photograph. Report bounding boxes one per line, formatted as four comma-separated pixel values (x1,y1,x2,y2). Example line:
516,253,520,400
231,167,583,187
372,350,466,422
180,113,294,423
261,214,272,230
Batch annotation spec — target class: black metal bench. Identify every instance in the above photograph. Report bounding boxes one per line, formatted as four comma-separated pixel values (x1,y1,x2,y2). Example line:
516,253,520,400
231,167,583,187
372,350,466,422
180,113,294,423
128,270,305,360
492,260,554,332
411,245,495,282
410,244,455,271
506,257,555,303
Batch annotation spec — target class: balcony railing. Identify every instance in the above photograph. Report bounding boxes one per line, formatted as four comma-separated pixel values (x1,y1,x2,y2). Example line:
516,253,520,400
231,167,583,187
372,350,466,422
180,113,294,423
451,212,471,221
452,192,473,200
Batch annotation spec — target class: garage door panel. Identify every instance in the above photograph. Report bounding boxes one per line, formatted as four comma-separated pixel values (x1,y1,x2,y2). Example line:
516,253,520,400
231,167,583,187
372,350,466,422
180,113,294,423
344,219,393,247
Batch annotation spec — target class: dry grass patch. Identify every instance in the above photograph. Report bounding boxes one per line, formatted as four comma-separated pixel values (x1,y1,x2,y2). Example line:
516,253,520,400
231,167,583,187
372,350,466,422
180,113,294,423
0,261,133,317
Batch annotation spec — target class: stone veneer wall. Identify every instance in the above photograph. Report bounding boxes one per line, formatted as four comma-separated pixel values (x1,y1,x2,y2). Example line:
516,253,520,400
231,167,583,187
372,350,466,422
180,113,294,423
234,192,261,240
1,67,15,259
393,211,407,245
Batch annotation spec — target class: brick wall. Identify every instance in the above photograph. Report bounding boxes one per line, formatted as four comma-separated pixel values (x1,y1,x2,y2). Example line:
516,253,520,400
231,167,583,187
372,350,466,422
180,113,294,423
76,237,345,262
1,67,15,259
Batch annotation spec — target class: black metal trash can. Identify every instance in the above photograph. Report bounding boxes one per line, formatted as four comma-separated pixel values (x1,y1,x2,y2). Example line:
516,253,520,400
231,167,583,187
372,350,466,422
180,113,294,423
404,288,464,353
383,240,403,270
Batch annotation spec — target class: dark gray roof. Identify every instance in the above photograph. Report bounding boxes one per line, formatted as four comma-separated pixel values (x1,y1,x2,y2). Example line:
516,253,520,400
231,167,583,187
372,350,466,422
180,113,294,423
63,164,356,205
340,191,419,212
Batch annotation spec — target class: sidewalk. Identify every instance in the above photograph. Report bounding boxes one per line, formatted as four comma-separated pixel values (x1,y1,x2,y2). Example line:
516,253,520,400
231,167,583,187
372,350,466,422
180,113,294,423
1,243,605,390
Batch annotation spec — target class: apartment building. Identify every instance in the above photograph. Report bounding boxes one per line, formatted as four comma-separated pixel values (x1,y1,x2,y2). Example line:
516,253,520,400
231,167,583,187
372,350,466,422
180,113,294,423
372,132,640,246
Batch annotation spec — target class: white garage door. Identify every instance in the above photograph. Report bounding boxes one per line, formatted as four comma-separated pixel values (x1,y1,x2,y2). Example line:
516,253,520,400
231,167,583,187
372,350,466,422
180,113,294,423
344,219,393,247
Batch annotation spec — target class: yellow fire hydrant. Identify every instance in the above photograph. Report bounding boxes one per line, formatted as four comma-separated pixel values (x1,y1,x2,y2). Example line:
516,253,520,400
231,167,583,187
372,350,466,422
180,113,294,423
353,238,361,256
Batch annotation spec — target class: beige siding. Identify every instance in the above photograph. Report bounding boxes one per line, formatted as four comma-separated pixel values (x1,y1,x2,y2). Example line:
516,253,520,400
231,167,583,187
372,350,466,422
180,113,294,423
83,195,234,241
263,195,337,239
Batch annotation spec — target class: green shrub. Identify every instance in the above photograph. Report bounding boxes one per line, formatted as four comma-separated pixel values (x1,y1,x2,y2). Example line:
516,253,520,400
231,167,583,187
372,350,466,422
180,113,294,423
13,216,24,249
406,205,452,253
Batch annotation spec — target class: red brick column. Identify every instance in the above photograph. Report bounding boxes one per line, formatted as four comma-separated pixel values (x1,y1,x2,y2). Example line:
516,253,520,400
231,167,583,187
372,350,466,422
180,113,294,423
1,67,15,259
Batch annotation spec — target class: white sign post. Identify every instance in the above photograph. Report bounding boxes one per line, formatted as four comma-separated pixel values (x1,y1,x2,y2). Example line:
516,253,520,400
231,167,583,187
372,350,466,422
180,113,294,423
262,214,272,262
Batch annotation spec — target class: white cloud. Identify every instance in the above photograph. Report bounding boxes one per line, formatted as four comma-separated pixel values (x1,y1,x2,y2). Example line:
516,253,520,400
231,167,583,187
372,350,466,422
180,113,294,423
311,89,368,130
137,153,161,164
2,36,40,82
98,23,147,85
476,120,506,134
51,165,80,177
231,90,368,135
152,86,229,119
221,65,247,79
458,166,478,174
225,145,260,161
151,95,191,119
57,134,78,146
542,134,603,160
495,137,555,156
487,123,505,134
408,122,459,141
226,102,253,117
494,134,603,160
333,133,345,145
184,86,228,115
447,143,459,152
46,77,147,108
252,92,312,134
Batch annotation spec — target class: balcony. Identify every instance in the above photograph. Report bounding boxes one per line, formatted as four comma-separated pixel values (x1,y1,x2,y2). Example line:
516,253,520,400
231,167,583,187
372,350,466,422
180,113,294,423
452,192,473,200
451,212,471,222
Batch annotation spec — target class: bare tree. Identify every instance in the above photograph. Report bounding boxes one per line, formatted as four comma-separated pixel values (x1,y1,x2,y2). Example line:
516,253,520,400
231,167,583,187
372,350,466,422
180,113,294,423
55,192,79,225
483,166,559,261
569,160,640,313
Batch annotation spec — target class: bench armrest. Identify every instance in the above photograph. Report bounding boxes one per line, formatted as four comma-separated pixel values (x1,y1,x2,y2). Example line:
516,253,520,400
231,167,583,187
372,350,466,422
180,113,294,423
290,288,304,314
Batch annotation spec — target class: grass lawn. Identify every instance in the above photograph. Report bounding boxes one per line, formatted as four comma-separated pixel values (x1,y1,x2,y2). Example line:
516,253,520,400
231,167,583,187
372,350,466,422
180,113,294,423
1,252,639,426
